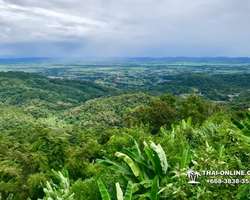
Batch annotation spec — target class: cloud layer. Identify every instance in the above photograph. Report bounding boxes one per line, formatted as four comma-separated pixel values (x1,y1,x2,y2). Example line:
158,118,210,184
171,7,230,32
0,0,250,57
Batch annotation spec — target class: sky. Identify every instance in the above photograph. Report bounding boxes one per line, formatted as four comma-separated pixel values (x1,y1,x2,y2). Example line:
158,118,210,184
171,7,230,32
0,0,250,58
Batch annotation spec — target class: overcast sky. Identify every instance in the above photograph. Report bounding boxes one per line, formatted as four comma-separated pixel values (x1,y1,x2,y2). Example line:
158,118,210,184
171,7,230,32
0,0,250,57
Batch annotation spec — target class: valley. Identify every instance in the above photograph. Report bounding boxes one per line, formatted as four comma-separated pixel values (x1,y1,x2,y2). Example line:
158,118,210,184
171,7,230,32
0,58,250,199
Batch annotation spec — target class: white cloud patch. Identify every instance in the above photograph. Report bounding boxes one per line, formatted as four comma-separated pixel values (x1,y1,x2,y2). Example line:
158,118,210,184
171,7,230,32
0,0,250,57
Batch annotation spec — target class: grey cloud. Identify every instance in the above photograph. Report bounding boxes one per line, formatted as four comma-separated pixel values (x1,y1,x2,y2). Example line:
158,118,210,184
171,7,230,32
0,0,250,57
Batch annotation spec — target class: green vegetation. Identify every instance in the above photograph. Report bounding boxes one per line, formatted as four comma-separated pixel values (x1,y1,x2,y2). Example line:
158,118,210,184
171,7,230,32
0,71,115,110
0,65,250,200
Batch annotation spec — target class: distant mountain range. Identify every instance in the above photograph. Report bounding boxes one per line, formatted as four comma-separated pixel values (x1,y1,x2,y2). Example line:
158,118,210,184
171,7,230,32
0,57,250,63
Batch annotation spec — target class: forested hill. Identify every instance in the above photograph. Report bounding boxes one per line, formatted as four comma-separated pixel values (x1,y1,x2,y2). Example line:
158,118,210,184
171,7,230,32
64,93,151,129
2,70,250,199
0,71,116,108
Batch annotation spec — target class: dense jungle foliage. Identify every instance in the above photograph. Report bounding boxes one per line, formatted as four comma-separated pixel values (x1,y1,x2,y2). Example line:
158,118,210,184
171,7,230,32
1,71,250,199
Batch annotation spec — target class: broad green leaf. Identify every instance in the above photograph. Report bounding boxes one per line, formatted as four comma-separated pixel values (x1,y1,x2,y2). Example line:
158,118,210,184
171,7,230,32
181,119,186,129
242,128,250,137
246,113,250,121
140,179,153,185
243,120,250,131
143,145,164,178
115,152,140,177
123,148,149,168
116,183,123,200
231,118,245,130
233,131,250,144
124,181,133,200
139,165,152,182
158,184,173,194
205,141,210,148
132,183,140,193
158,187,168,195
187,117,192,127
143,146,157,170
96,158,133,176
150,176,160,200
133,193,151,199
180,147,191,169
140,179,153,188
150,142,168,174
143,141,149,148
132,139,141,156
97,179,111,200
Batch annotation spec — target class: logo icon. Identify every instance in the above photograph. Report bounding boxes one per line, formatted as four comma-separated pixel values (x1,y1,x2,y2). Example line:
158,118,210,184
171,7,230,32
186,169,201,184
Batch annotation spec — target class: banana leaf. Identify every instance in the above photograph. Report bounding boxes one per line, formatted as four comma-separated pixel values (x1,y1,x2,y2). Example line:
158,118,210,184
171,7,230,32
116,183,123,200
122,148,149,168
97,179,111,200
150,176,160,200
115,152,140,177
231,118,245,130
143,145,163,178
96,158,133,176
246,113,250,121
132,139,142,156
180,147,191,169
243,120,250,131
231,117,250,137
150,142,168,174
124,181,133,200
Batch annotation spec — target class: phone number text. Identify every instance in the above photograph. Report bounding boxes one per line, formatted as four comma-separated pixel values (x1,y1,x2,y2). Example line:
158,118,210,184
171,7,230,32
207,179,250,184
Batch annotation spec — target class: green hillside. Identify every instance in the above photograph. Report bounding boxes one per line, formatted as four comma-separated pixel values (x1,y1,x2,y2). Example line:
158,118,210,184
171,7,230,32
0,71,115,109
0,71,250,199
65,93,151,129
